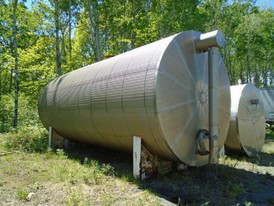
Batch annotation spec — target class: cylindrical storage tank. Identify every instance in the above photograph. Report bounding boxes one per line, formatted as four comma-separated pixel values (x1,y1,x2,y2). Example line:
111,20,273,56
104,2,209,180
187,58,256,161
260,88,274,122
225,83,265,156
38,30,231,166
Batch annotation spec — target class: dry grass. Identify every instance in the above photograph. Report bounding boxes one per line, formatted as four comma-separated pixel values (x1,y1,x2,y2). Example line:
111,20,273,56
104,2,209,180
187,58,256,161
0,130,273,206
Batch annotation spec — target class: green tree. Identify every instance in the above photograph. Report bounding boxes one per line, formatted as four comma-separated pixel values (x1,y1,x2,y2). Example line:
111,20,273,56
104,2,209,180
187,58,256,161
235,8,274,86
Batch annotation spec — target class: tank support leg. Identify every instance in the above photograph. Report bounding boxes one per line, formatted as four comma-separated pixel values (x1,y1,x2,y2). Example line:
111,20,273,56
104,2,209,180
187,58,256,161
133,136,141,179
48,126,70,149
133,136,158,180
48,126,52,149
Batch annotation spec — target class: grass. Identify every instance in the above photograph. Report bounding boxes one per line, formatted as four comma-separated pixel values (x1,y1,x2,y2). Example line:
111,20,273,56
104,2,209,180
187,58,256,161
0,126,274,205
0,127,160,206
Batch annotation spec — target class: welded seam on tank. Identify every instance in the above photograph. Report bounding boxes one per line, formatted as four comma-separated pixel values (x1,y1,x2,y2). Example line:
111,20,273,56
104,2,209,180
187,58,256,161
143,49,166,156
39,88,49,129
219,105,231,115
216,58,229,90
151,37,184,161
244,98,257,121
240,124,256,151
65,82,77,135
173,37,197,86
154,32,201,162
157,70,193,91
197,50,209,118
74,86,88,139
175,32,206,164
62,73,87,136
218,84,230,91
171,107,198,148
120,55,138,141
255,124,261,149
253,124,262,153
104,59,120,110
104,58,127,148
157,98,196,113
61,69,93,140
88,61,110,143
52,77,66,116
77,81,96,140
201,51,208,85
191,31,210,89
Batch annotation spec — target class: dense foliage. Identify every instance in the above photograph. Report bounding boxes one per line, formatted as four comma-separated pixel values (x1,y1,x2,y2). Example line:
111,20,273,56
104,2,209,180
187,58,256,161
0,0,273,131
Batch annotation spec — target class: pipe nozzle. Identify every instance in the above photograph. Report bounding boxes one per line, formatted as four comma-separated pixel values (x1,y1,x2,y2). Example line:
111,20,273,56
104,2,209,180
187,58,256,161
196,30,225,51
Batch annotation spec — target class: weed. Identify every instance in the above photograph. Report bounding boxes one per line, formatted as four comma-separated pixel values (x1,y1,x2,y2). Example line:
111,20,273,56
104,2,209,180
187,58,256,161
56,148,67,158
266,124,274,137
201,201,211,206
28,182,40,191
92,169,104,185
1,126,48,152
245,201,252,206
268,197,274,205
66,189,85,206
101,163,115,176
120,172,137,183
82,170,94,185
142,189,159,206
16,188,29,201
223,181,245,199
68,170,78,185
99,192,114,206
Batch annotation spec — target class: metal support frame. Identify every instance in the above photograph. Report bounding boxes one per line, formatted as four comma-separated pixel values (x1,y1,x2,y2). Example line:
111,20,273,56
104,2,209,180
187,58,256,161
196,30,225,164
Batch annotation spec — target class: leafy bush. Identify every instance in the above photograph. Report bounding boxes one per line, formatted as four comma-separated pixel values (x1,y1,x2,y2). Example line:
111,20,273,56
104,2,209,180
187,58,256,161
266,123,274,139
1,126,48,152
0,94,42,133
0,94,14,132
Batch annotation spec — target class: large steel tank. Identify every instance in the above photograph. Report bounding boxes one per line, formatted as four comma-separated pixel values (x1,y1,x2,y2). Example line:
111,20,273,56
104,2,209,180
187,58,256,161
225,84,265,156
38,30,231,166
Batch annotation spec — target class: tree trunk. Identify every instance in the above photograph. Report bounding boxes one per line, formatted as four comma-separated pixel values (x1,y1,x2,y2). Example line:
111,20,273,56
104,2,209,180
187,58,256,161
240,60,244,84
246,48,251,83
254,63,259,87
0,71,2,100
158,0,164,38
9,68,13,92
131,0,136,49
61,29,66,64
68,0,72,62
87,0,101,62
54,0,62,76
12,0,19,127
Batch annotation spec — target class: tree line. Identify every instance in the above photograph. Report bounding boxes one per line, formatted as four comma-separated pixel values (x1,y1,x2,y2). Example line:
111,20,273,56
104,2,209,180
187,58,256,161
0,0,273,130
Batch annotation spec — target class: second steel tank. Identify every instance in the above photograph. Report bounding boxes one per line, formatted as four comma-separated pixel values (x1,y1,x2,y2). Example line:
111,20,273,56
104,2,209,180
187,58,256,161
225,84,265,156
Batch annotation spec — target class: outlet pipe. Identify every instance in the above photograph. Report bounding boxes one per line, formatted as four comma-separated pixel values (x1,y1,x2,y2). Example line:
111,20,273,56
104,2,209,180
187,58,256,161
208,47,219,164
196,30,225,164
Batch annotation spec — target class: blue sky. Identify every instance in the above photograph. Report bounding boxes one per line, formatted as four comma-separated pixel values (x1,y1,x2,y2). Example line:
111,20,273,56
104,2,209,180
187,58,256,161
256,0,274,9
25,0,274,10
